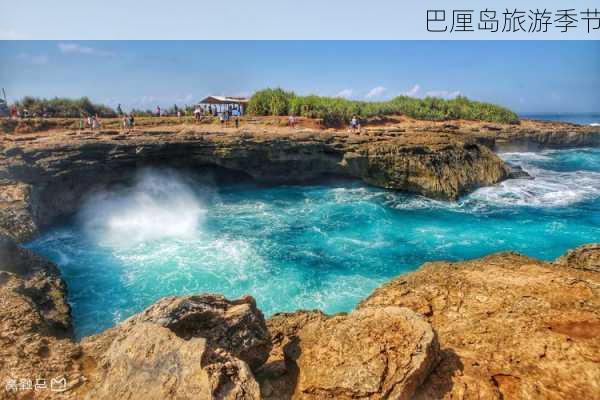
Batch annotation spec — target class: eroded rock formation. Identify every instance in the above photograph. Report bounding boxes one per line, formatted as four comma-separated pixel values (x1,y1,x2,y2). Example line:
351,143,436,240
259,308,439,400
81,295,271,400
0,123,513,242
359,249,600,399
0,235,84,400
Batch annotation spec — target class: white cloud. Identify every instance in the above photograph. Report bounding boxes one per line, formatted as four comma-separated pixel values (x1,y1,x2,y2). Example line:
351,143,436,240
16,53,49,65
402,84,420,97
58,43,113,57
425,90,462,99
365,86,386,99
335,89,354,98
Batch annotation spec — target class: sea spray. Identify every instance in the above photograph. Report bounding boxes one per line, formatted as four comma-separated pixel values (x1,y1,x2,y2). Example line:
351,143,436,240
78,169,207,247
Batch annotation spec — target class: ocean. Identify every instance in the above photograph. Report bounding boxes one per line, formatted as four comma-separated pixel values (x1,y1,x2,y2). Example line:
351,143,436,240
519,113,600,126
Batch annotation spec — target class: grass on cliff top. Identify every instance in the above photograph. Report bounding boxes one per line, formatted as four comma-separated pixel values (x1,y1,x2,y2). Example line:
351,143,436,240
247,88,519,126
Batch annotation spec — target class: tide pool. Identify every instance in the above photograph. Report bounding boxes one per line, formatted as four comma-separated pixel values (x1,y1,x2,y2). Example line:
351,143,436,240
27,148,600,338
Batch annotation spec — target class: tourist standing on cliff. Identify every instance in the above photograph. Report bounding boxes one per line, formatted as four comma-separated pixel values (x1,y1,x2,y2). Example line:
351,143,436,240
129,114,135,130
122,114,129,131
78,117,84,133
10,105,17,119
92,115,100,130
350,115,360,133
156,105,161,117
288,114,298,128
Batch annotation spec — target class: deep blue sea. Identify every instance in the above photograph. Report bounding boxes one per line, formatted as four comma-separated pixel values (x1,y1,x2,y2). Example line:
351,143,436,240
27,148,600,338
519,113,600,126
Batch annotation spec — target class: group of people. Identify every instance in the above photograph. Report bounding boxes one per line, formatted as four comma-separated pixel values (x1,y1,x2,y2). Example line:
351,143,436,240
79,115,102,131
218,108,241,128
121,114,136,130
9,106,37,119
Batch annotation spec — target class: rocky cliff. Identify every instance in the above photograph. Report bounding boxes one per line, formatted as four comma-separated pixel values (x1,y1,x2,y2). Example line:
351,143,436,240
0,123,512,242
2,118,598,242
1,236,598,399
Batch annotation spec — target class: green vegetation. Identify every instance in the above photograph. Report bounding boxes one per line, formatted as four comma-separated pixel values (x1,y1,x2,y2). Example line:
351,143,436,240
12,96,117,117
247,88,519,125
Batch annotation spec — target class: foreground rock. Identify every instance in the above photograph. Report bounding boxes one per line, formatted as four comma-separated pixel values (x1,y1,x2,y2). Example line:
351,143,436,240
359,245,600,399
0,235,84,400
257,308,438,400
81,294,271,400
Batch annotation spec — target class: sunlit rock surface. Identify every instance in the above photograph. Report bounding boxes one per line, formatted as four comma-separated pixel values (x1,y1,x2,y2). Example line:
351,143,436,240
359,245,600,400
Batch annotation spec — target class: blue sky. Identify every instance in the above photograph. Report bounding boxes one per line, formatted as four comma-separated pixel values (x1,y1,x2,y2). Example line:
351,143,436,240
1,41,598,113
2,0,597,40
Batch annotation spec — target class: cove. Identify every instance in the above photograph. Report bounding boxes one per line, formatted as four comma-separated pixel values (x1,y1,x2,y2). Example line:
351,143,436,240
26,148,600,338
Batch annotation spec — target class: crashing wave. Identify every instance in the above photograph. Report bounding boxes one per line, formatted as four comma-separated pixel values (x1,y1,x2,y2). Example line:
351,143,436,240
469,165,600,208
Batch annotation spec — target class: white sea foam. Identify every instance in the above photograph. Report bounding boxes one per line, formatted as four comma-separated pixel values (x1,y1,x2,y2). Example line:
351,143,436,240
498,151,552,162
79,169,206,247
469,165,600,207
590,123,600,127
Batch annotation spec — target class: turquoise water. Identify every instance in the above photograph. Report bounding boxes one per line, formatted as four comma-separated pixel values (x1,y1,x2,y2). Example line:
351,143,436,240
27,148,600,338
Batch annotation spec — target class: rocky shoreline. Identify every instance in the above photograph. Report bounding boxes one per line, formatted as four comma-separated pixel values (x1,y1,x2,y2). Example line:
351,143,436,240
1,118,599,399
1,234,598,399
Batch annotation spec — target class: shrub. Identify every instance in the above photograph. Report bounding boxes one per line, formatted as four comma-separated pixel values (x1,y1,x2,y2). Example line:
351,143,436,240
12,96,117,117
247,89,519,125
246,88,295,116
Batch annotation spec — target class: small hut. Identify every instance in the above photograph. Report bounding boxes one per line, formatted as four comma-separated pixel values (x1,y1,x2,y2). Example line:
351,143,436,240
198,96,249,116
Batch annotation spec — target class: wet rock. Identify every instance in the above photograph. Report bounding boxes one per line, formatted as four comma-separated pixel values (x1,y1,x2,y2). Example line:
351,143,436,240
506,163,533,180
359,249,600,399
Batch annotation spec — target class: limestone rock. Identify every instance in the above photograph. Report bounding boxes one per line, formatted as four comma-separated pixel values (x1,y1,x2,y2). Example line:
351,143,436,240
0,235,71,332
359,250,600,400
257,311,329,399
81,294,270,400
555,243,600,272
258,308,439,400
123,294,272,370
82,322,260,400
0,236,83,400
